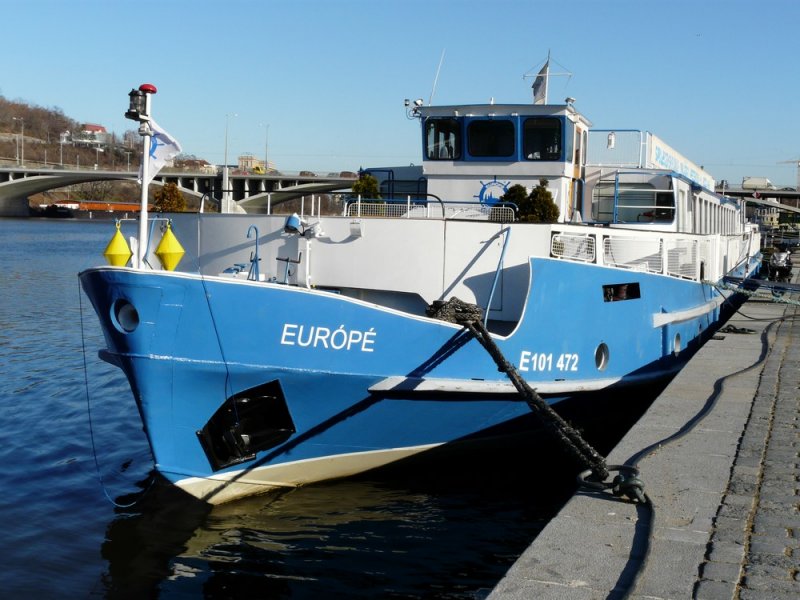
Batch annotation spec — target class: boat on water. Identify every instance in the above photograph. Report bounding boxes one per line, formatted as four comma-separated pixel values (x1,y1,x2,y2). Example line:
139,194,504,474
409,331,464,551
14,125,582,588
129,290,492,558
79,83,761,504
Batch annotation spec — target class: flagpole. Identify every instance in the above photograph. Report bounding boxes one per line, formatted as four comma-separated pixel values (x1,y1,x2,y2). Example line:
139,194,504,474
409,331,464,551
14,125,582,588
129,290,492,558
125,83,158,269
137,119,151,269
544,49,550,104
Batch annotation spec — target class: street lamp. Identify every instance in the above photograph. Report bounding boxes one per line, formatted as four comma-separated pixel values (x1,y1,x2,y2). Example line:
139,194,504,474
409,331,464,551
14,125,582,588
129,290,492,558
222,112,237,212
260,122,269,173
59,131,69,166
125,151,132,171
12,117,24,166
95,147,104,170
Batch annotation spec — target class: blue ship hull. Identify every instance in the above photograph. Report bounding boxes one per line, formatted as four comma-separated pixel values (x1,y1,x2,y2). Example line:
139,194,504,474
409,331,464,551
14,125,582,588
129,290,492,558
79,255,745,503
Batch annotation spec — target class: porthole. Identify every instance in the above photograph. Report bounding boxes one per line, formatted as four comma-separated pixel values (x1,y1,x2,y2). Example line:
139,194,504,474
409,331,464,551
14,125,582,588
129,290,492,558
595,343,609,371
112,299,139,333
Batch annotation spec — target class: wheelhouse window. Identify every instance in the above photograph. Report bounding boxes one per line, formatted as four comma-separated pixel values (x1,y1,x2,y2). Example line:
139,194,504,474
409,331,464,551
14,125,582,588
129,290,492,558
467,119,515,158
426,118,461,160
523,117,561,161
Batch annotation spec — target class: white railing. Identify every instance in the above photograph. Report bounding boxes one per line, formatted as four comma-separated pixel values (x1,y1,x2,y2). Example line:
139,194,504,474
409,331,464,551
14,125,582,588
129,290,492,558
344,199,515,222
549,226,759,284
345,202,418,218
551,233,596,263
665,238,698,280
603,236,663,273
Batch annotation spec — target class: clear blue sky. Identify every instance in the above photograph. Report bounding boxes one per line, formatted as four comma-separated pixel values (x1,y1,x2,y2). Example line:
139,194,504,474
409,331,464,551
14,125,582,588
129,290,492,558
3,0,799,187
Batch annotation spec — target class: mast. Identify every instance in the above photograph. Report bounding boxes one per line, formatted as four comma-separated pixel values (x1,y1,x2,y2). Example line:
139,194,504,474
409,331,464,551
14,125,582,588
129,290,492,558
524,51,572,105
124,83,157,269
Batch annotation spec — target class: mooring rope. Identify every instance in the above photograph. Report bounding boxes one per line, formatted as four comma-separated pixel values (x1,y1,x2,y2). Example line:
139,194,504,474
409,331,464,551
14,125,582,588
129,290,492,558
78,279,153,508
429,298,645,503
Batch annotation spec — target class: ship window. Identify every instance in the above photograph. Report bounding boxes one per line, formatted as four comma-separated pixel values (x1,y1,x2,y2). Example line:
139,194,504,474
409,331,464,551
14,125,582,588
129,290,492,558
523,118,562,161
426,118,461,160
467,119,515,157
602,282,641,302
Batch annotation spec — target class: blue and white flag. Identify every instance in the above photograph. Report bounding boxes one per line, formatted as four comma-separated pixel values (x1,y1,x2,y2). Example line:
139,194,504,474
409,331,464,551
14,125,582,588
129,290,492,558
531,59,549,105
139,119,182,187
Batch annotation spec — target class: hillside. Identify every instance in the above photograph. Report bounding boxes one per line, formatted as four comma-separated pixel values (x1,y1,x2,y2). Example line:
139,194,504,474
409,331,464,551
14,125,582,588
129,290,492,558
0,94,139,171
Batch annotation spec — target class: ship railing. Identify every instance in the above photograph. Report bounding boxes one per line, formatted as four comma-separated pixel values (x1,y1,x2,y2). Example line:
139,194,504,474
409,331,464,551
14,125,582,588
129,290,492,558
665,238,700,280
603,236,663,273
551,233,596,263
551,228,757,284
344,196,516,222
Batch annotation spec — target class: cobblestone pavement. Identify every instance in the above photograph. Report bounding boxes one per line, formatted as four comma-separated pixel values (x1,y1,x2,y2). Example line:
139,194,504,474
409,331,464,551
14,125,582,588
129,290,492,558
696,301,800,599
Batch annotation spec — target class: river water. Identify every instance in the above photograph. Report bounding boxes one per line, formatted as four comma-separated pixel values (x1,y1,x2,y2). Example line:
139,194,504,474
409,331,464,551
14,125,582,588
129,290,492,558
0,218,656,598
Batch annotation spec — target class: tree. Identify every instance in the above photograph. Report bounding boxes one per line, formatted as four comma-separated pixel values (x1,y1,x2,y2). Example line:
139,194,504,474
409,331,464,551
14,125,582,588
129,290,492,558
153,182,186,212
518,178,559,223
499,183,529,209
74,179,115,202
351,172,381,199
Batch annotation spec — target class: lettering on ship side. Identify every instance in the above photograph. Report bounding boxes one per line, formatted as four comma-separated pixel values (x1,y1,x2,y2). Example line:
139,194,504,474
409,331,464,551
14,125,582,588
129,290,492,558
280,323,377,352
518,350,579,373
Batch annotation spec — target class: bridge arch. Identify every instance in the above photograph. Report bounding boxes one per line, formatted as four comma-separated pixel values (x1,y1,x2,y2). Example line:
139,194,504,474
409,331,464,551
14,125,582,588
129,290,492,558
0,166,355,216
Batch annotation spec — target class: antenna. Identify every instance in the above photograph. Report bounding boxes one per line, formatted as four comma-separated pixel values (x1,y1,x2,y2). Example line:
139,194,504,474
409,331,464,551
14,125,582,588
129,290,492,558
429,49,446,106
777,159,800,189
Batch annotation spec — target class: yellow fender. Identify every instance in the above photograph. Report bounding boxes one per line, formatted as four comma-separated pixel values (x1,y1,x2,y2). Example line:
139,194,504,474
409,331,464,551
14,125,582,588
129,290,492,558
155,222,185,271
103,222,132,267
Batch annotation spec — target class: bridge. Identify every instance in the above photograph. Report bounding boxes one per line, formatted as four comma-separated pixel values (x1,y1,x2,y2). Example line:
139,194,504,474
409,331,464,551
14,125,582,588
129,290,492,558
0,165,356,217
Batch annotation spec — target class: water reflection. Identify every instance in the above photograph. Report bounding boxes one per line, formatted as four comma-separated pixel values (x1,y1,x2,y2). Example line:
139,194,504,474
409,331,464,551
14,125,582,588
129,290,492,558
99,386,661,599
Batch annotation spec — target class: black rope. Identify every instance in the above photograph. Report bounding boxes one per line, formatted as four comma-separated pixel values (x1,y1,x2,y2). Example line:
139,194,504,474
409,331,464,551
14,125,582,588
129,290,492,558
79,278,154,508
429,298,628,493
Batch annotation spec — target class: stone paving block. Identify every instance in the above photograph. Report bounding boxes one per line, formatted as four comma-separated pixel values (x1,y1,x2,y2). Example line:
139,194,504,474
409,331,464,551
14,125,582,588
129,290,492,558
739,588,799,600
731,464,761,478
489,578,608,600
727,477,757,496
748,535,790,555
751,520,790,538
711,523,746,545
717,502,751,520
721,493,755,508
743,561,794,579
708,540,746,563
633,537,706,600
752,512,800,533
654,526,711,545
741,574,800,593
694,578,737,600
732,454,762,469
761,463,799,478
746,551,796,571
700,560,743,583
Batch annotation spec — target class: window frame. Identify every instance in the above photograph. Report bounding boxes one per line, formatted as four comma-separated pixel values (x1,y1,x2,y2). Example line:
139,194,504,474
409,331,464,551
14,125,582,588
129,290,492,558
522,117,563,162
465,117,516,160
424,117,462,161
